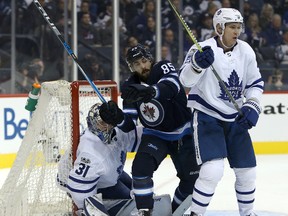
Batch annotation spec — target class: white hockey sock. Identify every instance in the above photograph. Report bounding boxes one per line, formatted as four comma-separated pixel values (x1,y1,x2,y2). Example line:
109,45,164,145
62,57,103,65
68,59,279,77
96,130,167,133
191,159,224,214
234,167,256,216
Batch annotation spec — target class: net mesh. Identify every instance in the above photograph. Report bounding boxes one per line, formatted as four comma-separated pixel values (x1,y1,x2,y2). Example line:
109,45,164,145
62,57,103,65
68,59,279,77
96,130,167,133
0,80,117,215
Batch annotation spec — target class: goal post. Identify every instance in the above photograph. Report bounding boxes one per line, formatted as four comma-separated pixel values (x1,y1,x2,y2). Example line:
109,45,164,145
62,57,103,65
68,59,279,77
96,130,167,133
0,80,118,216
70,80,118,162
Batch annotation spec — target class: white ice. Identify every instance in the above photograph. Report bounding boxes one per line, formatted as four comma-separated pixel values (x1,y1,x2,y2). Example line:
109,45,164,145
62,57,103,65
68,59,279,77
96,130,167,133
1,154,287,215
124,154,288,215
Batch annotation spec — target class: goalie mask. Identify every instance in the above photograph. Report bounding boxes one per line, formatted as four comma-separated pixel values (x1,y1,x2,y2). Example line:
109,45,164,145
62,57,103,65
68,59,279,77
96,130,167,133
126,44,154,72
213,8,244,36
86,103,113,144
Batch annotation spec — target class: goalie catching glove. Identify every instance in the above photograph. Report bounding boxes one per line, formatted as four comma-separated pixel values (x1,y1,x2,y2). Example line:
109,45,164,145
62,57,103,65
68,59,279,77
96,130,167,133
121,84,156,104
236,99,261,129
99,100,124,127
191,46,214,72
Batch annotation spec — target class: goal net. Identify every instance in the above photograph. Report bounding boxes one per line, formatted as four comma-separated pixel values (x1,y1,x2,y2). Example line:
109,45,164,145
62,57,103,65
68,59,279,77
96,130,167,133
0,80,118,216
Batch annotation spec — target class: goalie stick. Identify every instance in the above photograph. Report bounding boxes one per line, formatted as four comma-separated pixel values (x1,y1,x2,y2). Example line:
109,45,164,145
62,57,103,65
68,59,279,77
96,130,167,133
167,0,242,115
33,0,106,103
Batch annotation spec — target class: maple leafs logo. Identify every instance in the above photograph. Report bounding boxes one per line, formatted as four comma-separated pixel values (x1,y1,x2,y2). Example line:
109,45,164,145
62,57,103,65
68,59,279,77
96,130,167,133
142,104,156,120
218,70,242,101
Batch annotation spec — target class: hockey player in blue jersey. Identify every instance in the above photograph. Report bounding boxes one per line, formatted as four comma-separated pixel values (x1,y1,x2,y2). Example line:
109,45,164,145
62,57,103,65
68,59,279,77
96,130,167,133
100,44,200,216
179,8,264,216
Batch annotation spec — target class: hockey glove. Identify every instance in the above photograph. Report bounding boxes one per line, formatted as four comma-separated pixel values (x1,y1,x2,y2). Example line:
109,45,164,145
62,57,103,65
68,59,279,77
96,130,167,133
121,84,156,104
191,46,214,71
99,100,124,127
236,99,261,129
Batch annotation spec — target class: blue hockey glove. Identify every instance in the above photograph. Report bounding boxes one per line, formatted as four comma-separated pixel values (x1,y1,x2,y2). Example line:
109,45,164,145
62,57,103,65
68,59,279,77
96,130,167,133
236,100,261,129
121,84,156,104
191,46,214,71
99,100,124,126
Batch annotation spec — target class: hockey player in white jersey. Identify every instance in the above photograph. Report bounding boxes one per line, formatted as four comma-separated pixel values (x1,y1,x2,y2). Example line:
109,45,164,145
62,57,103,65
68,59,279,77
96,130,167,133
179,8,264,216
57,102,142,216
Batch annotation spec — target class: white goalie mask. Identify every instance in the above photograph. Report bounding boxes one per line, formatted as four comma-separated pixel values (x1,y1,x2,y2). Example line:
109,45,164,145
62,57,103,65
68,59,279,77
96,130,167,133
86,103,114,144
213,8,244,37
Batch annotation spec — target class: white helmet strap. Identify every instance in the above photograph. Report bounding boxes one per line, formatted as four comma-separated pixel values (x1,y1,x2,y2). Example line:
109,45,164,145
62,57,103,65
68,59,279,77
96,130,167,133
219,35,235,49
216,23,240,49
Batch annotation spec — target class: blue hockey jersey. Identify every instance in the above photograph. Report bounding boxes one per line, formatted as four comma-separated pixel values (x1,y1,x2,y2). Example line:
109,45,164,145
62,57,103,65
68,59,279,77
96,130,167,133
121,60,192,141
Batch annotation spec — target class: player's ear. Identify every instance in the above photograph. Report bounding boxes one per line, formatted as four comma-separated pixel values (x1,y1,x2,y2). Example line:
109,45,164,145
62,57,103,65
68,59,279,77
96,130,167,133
216,24,223,35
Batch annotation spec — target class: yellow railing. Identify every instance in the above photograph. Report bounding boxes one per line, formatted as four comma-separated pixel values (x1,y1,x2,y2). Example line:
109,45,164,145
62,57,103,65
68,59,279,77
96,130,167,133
1,142,288,169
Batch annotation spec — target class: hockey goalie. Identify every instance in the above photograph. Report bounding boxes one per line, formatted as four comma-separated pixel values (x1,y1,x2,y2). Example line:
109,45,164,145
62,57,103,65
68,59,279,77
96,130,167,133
56,102,172,216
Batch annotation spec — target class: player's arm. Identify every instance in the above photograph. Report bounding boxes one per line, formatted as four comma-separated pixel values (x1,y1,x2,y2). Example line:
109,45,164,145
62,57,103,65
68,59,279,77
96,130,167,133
243,49,264,101
179,45,214,87
125,125,143,153
122,100,139,124
121,60,183,103
236,49,264,129
152,60,181,100
66,151,103,209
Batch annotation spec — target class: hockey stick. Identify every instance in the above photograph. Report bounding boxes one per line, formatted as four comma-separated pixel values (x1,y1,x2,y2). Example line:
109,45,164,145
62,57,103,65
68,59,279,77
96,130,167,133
33,0,106,103
167,0,242,115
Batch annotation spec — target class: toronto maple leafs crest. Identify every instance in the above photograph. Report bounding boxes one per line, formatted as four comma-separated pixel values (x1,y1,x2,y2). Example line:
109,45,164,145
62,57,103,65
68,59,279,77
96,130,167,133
138,99,164,127
218,70,242,101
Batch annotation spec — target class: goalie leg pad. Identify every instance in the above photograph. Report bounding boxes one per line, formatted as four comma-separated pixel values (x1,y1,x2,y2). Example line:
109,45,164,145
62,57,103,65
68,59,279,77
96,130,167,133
172,195,192,216
84,193,109,216
115,194,172,216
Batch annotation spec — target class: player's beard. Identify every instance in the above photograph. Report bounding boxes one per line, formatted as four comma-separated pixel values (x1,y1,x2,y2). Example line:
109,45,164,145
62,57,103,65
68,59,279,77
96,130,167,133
139,68,150,82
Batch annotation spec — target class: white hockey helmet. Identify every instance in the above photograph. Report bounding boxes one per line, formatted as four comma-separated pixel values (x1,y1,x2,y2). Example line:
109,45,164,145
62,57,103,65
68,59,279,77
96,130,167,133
213,8,244,36
86,103,113,144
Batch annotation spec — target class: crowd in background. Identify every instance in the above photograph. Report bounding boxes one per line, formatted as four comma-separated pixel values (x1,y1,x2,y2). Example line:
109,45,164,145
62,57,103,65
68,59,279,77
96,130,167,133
1,0,288,93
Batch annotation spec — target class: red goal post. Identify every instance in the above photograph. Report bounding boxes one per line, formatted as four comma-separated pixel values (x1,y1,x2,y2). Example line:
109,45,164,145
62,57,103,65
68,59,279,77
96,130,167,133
71,80,118,162
0,80,118,216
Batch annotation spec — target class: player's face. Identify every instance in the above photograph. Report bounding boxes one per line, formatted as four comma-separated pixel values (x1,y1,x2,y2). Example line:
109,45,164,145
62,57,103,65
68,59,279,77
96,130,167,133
222,22,242,47
97,119,113,132
131,57,152,82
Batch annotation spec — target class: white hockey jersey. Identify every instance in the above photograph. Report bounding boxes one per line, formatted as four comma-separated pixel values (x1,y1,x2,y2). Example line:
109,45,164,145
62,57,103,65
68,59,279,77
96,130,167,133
179,37,264,121
57,126,142,209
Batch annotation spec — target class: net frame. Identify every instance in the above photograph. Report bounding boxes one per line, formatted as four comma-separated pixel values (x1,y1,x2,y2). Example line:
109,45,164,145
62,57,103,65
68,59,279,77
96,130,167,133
71,80,118,161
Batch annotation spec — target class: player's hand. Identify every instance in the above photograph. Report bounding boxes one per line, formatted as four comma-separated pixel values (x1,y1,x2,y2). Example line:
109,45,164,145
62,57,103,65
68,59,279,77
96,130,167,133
192,46,214,70
236,100,261,129
99,100,124,126
121,84,156,104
